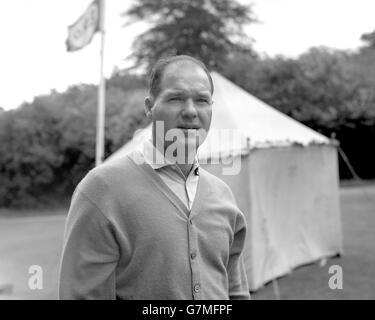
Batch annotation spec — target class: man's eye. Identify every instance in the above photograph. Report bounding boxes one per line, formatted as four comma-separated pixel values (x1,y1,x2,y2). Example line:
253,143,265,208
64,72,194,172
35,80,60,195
197,98,209,104
168,97,182,102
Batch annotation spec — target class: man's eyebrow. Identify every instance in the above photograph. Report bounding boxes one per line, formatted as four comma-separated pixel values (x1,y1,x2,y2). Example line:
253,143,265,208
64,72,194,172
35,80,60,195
163,89,186,95
196,92,211,98
163,89,211,96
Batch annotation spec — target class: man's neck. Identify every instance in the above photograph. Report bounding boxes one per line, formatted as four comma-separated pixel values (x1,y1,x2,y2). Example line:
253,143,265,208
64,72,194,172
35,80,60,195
151,137,197,178
176,163,195,179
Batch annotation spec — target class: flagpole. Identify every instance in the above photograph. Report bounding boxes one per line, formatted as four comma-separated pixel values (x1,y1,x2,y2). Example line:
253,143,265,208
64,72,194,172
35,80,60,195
95,0,106,166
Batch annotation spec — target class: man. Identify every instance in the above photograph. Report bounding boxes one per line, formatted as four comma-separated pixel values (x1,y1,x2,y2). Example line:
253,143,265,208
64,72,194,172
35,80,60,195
58,55,250,300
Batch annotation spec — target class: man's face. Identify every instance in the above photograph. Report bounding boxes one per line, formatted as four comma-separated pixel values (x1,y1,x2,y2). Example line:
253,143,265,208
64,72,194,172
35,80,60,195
146,61,213,155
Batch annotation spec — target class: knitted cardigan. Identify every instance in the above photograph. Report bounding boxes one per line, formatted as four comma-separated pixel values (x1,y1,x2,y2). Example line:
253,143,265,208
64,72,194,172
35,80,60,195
58,152,250,300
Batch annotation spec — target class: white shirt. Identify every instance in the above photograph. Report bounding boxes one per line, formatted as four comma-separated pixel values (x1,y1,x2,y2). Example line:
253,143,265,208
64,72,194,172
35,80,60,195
141,139,200,210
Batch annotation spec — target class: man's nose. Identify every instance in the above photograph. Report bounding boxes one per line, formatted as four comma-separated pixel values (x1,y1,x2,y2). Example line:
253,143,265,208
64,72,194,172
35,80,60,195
181,98,197,119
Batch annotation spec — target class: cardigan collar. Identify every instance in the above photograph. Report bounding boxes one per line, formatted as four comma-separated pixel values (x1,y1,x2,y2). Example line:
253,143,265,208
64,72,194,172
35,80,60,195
142,138,200,176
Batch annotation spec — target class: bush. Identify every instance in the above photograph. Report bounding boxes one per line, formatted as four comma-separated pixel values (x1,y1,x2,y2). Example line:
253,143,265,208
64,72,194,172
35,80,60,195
0,73,149,208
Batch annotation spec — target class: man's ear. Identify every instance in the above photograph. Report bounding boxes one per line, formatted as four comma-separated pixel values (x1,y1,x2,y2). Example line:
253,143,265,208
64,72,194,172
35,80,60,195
144,97,153,119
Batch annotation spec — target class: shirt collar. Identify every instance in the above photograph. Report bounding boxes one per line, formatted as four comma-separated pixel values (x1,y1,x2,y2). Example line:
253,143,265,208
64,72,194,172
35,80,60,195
142,138,200,175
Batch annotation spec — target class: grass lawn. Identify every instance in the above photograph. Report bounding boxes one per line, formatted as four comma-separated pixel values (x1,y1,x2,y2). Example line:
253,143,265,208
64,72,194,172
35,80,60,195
0,184,374,300
0,213,66,299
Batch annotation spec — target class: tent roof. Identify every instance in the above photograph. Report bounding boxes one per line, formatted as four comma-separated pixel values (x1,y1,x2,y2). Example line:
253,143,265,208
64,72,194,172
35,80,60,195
209,72,329,146
107,72,331,163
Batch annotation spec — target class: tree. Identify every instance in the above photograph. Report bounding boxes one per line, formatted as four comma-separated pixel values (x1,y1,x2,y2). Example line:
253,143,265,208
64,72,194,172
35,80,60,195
361,29,375,49
0,72,149,208
123,0,256,72
222,47,375,118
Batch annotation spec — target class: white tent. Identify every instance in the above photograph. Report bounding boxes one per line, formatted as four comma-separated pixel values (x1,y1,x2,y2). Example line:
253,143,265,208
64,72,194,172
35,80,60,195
106,72,343,291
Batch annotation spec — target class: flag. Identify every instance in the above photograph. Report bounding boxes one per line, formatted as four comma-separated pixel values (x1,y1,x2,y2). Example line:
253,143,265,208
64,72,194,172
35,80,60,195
66,0,101,52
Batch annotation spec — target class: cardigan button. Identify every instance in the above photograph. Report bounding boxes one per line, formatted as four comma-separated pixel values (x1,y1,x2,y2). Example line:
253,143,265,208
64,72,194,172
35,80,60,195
190,252,197,260
194,284,201,293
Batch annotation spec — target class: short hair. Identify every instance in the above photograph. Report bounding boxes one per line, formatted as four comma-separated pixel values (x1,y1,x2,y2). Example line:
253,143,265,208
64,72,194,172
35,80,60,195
148,55,214,100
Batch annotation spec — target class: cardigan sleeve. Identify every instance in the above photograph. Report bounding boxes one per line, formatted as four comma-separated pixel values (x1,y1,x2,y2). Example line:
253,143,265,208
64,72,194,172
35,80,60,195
58,188,120,300
227,212,251,300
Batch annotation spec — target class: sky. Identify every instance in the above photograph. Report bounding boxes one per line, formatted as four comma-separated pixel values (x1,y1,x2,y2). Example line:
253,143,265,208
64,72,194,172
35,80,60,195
0,0,374,111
